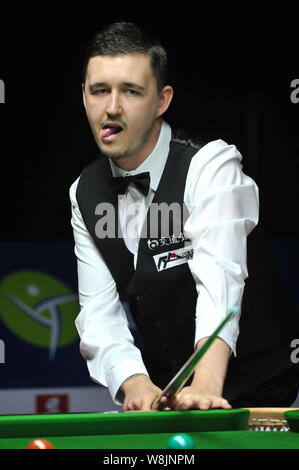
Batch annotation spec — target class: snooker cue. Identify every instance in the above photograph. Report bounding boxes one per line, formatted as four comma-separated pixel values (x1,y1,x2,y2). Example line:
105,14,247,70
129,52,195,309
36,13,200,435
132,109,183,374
152,306,239,411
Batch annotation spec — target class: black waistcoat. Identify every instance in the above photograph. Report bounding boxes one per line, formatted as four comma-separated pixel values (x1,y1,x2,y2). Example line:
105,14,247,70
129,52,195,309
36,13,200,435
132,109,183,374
76,130,203,388
76,130,298,403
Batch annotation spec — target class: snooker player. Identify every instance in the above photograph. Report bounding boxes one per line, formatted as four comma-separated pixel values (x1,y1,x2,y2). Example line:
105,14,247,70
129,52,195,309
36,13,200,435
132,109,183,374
69,22,297,412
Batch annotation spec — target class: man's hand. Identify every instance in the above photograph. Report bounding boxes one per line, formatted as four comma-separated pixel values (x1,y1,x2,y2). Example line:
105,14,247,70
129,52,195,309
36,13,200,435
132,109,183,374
158,336,232,411
158,385,232,411
120,375,162,411
120,337,232,412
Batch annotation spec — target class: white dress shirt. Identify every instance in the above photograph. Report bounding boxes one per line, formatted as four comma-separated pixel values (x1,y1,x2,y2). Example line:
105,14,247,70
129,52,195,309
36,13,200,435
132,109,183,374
69,120,259,404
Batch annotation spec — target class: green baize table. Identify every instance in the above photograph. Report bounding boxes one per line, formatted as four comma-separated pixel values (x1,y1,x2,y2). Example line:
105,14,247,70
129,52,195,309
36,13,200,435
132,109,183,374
0,409,298,449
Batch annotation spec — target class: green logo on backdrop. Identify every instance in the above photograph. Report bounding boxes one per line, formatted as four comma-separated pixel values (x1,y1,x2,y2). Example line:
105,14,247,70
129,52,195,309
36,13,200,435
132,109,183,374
0,271,79,359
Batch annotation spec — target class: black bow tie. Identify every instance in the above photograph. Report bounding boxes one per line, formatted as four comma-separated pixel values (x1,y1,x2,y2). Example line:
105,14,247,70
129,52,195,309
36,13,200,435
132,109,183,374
110,172,151,196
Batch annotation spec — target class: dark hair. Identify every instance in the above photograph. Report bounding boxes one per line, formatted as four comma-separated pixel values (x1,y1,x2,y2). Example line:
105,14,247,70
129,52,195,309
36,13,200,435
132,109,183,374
82,22,168,92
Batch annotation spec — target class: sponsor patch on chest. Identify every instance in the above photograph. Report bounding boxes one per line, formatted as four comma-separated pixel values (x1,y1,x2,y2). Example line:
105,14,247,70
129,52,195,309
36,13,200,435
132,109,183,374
153,246,194,271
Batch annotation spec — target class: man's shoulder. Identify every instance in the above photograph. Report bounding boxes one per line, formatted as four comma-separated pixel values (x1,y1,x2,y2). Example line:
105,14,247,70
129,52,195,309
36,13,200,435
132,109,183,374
69,155,108,197
80,154,107,175
170,126,238,163
170,127,207,151
78,154,111,185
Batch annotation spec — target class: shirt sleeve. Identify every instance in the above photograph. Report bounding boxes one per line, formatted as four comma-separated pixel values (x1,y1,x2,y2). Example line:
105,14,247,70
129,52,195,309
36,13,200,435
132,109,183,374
184,139,259,355
69,178,149,404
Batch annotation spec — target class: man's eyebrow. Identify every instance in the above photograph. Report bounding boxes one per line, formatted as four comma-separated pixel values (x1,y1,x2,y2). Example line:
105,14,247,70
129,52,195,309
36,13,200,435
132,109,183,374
123,82,145,91
88,82,145,92
89,82,107,92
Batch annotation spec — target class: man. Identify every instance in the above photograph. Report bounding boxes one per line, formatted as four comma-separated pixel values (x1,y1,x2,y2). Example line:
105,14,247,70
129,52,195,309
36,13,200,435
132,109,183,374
70,22,296,412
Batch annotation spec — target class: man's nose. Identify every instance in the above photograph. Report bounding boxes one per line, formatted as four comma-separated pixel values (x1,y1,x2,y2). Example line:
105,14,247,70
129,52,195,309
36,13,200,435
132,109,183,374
106,91,122,116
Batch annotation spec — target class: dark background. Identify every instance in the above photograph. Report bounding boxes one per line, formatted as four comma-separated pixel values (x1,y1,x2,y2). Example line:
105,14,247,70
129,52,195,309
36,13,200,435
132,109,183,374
0,4,298,406
0,4,298,241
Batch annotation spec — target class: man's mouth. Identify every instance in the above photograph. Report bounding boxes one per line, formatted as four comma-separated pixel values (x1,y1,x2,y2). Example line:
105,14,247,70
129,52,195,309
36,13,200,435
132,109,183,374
100,123,124,141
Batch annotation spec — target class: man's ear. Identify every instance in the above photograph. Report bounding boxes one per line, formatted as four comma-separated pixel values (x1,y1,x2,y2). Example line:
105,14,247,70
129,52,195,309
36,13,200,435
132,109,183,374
82,83,86,110
156,85,174,118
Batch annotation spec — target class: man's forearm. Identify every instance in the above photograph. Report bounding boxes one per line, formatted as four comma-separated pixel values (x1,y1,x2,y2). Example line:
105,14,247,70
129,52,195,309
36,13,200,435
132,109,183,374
191,337,231,395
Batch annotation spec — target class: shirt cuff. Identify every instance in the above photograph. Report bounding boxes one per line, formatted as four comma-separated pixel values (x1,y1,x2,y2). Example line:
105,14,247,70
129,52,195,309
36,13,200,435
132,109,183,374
106,359,150,405
194,308,240,357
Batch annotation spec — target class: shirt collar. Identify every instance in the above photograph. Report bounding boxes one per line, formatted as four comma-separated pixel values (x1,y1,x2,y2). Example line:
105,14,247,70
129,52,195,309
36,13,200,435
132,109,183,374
109,120,172,192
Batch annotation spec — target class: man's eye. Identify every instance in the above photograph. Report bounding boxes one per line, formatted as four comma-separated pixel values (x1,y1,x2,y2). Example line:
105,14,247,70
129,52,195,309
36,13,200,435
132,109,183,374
126,90,140,96
92,89,109,95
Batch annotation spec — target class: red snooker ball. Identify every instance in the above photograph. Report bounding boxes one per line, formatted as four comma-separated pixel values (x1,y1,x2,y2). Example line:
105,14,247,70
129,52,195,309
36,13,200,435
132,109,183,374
26,438,54,449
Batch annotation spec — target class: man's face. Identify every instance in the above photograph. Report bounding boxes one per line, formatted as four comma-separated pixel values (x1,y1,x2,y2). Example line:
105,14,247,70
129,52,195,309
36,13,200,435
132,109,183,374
83,53,167,163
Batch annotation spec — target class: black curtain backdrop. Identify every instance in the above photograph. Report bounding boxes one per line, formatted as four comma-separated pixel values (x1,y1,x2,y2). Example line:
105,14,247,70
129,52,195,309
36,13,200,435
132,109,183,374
0,5,298,241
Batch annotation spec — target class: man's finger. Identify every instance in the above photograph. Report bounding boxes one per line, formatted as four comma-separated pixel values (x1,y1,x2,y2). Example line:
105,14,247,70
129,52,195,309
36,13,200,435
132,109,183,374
210,398,232,409
156,394,178,410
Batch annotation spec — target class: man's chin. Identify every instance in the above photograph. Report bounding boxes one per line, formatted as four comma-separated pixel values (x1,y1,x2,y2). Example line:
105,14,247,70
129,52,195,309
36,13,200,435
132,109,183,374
98,142,134,161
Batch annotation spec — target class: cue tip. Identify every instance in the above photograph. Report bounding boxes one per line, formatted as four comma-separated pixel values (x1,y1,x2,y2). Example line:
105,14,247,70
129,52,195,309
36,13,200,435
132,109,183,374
230,305,239,315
